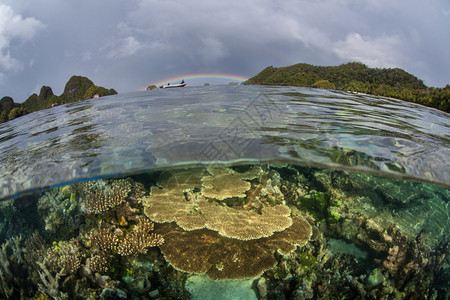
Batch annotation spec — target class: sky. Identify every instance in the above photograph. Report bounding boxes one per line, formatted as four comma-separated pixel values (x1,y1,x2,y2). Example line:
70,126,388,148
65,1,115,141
0,0,449,102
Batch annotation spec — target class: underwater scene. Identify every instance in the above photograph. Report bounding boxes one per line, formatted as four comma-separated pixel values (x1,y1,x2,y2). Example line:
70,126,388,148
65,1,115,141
0,85,449,299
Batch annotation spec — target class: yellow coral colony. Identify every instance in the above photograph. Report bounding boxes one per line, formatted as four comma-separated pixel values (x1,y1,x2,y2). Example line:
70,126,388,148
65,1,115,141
143,168,208,231
200,201,292,240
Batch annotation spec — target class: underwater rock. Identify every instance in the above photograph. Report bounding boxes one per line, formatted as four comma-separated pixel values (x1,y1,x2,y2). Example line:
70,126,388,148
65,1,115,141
99,287,127,299
257,277,268,299
126,274,152,294
367,267,385,287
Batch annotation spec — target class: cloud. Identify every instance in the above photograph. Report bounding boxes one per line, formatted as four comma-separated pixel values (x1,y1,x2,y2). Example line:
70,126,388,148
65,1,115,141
1,0,449,101
333,33,404,68
106,36,143,59
0,4,44,71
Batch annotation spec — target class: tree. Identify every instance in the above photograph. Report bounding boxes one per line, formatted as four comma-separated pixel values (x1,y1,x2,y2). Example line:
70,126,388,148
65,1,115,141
312,80,335,89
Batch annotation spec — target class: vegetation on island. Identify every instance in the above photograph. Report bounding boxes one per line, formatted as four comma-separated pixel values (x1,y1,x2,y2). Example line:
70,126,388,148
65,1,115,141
246,62,450,113
0,75,117,123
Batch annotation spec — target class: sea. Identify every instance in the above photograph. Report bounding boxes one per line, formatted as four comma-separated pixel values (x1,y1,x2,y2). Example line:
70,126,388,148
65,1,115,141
0,85,448,299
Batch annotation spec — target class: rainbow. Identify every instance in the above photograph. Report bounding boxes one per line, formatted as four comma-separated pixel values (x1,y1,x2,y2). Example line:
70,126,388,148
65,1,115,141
155,73,248,86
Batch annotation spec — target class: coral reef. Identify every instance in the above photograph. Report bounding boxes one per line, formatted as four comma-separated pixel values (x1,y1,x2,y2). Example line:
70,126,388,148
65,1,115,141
0,164,448,299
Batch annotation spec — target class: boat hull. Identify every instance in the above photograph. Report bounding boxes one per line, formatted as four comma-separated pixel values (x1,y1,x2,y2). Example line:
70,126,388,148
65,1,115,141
160,83,186,88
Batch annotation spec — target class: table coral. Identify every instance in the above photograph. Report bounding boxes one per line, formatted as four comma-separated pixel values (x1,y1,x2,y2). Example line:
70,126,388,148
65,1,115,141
154,215,312,280
144,166,292,239
201,166,262,200
200,202,292,240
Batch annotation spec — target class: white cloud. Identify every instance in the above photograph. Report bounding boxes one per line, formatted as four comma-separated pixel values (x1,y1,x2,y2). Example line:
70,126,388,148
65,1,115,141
106,36,143,59
0,4,44,71
333,33,404,68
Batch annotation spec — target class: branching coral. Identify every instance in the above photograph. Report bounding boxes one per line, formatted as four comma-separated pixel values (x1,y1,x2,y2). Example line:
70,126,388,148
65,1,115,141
44,239,82,276
84,182,128,214
75,178,145,214
89,255,108,274
38,188,80,235
88,227,119,254
117,219,164,256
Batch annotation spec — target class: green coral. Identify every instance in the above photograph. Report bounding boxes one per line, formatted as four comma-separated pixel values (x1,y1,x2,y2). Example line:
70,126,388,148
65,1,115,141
296,190,330,219
327,206,342,223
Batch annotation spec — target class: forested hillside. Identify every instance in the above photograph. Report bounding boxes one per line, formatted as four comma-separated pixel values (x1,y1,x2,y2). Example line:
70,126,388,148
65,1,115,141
0,76,117,123
246,62,449,113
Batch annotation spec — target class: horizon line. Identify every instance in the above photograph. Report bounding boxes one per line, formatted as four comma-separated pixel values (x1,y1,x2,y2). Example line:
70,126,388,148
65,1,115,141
154,73,248,86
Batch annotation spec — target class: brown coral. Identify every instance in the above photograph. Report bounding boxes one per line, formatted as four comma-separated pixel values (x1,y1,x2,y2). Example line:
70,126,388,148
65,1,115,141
154,215,312,280
117,219,164,256
78,178,145,214
84,182,128,214
143,186,206,231
155,223,277,280
44,239,82,276
88,227,119,253
89,255,108,273
264,216,314,255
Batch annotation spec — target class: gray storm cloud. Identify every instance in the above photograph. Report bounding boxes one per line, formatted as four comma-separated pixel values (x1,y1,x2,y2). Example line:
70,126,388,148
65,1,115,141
0,0,449,101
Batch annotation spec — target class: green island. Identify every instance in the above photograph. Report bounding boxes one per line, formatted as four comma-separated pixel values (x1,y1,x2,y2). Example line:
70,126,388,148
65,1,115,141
1,62,449,125
245,62,449,113
0,76,117,123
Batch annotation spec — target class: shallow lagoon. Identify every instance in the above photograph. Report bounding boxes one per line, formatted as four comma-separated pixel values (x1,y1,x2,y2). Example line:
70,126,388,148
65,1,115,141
0,86,448,299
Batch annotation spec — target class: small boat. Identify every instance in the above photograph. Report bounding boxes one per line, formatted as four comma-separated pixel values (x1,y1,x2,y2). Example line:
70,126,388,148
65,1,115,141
159,81,186,88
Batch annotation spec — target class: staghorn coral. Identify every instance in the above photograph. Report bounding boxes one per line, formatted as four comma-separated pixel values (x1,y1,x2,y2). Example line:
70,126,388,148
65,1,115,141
201,166,262,200
89,255,108,273
87,218,163,258
88,226,119,254
84,182,128,214
117,219,164,256
75,177,145,215
44,239,82,276
154,216,312,280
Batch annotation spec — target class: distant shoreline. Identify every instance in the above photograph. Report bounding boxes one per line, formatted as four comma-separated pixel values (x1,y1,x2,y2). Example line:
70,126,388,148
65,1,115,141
245,62,449,113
